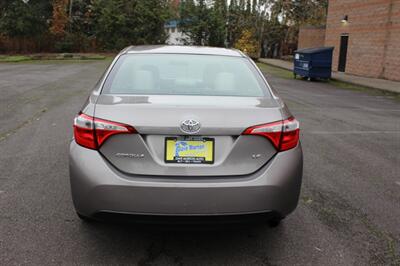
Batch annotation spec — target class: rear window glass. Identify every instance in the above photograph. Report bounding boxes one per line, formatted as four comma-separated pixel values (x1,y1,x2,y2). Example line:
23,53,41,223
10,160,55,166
102,54,270,97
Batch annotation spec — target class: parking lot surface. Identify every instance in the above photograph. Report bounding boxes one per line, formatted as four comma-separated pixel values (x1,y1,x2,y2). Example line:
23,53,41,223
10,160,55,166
0,61,399,265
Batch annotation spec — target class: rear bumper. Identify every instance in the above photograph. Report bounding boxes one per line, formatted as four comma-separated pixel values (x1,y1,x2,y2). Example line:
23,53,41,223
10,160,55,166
69,141,303,218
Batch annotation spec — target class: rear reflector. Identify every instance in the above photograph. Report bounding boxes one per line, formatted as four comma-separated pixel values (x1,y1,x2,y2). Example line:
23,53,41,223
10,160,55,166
73,113,136,150
242,117,300,151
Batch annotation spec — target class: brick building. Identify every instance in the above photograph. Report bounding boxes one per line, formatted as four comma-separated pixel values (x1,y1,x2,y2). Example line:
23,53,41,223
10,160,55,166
299,0,400,81
298,26,326,49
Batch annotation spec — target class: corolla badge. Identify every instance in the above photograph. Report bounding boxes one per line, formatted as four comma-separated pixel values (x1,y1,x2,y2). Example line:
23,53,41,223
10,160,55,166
115,153,144,158
180,119,201,134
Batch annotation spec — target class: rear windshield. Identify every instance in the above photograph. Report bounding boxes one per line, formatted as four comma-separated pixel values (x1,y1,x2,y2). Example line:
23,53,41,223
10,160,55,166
102,54,271,97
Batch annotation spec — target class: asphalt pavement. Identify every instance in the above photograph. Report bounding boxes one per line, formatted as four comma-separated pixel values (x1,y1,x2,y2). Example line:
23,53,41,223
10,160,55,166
0,60,399,265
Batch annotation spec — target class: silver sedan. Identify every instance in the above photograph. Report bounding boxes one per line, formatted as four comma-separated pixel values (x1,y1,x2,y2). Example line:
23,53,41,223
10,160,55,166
69,45,303,226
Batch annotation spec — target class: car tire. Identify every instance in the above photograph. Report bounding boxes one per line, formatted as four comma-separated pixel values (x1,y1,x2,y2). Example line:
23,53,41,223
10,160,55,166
267,216,284,227
76,212,96,223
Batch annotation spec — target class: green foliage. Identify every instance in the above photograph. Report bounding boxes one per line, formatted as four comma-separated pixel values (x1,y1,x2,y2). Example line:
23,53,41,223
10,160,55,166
180,0,269,49
91,0,171,50
179,0,328,58
264,0,328,57
54,33,76,53
0,0,328,54
0,0,52,37
209,0,227,46
69,0,95,36
0,0,171,52
234,29,259,59
179,0,211,45
269,0,328,26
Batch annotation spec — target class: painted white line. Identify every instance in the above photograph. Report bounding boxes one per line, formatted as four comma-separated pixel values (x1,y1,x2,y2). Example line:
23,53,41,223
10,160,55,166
395,181,400,186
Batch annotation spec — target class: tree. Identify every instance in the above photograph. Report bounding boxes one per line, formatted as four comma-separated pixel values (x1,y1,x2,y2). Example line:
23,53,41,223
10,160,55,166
209,0,227,46
264,0,328,57
179,0,269,48
0,0,329,54
234,29,259,58
0,0,52,38
226,0,268,48
65,0,96,51
179,0,211,45
91,0,171,50
50,0,69,37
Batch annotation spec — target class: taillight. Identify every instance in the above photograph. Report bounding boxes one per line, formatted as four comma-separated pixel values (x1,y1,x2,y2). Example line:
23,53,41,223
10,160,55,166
73,113,96,149
280,117,300,151
73,113,136,150
242,117,299,151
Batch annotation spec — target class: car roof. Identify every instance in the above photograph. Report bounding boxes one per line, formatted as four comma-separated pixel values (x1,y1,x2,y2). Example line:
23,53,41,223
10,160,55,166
124,45,245,57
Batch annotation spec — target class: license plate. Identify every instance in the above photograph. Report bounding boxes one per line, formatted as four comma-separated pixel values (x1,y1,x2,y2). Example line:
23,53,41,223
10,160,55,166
165,137,214,164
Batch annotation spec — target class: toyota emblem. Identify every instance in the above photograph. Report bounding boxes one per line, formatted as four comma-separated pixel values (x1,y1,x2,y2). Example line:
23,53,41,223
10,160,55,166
180,119,201,134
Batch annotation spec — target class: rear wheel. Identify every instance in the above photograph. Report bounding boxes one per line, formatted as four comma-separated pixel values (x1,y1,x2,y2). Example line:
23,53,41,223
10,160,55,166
76,212,96,223
267,216,284,227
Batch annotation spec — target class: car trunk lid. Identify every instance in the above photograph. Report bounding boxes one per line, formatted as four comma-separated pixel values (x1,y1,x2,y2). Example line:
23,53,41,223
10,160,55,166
95,95,283,176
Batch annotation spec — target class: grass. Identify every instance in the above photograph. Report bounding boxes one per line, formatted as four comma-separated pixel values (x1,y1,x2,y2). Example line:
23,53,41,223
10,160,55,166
81,54,107,60
0,55,32,62
0,54,112,63
256,62,400,100
256,62,294,79
329,79,400,99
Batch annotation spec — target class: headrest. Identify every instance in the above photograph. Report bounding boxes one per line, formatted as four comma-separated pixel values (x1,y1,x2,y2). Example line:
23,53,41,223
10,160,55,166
133,70,156,92
214,72,236,92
